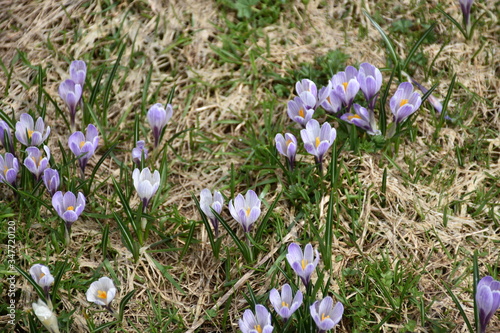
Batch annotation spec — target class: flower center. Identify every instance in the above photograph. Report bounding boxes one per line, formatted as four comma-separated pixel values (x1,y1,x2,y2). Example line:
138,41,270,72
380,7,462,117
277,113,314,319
315,137,320,148
253,325,262,333
97,290,107,299
3,166,8,176
342,82,348,91
301,259,308,270
298,108,305,118
348,114,361,121
39,273,45,279
79,141,86,149
281,301,289,308
286,139,293,147
399,99,408,107
327,96,331,104
245,208,251,216
28,129,34,138
67,206,75,211
321,313,330,321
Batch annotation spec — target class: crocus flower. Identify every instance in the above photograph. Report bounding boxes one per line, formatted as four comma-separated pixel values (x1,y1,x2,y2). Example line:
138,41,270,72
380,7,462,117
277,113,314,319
0,153,19,186
331,66,360,111
296,79,317,98
310,297,344,332
357,62,382,110
390,82,422,124
410,78,451,121
476,276,500,333
459,0,474,32
0,120,13,153
24,146,51,181
269,284,303,321
52,191,85,232
238,304,273,333
29,264,54,299
32,299,60,333
86,277,117,313
228,189,261,233
58,79,82,128
300,119,336,172
287,94,315,128
286,243,319,287
132,167,160,211
147,103,173,147
341,104,381,136
68,124,99,176
320,89,342,115
15,113,50,147
200,188,224,237
69,60,87,87
132,140,148,167
274,133,297,170
43,168,60,196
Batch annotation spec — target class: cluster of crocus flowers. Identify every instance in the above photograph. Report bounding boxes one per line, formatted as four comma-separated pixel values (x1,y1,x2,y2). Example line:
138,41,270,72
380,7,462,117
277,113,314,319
68,124,99,177
15,113,51,147
147,103,173,147
238,304,274,333
86,276,117,315
200,188,224,237
52,190,86,243
58,60,86,128
476,275,500,333
228,189,261,233
132,167,160,212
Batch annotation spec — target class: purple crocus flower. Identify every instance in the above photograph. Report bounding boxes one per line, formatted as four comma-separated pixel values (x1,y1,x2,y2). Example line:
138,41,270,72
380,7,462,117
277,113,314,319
58,79,82,128
132,140,148,167
357,62,382,110
286,243,320,287
459,0,474,31
200,188,224,237
269,284,303,321
320,89,342,115
15,113,50,147
0,120,13,153
68,124,99,176
331,66,360,111
310,297,344,332
228,189,261,233
390,82,422,124
0,153,19,186
476,276,500,333
132,167,160,212
300,119,336,172
69,60,87,87
52,190,85,231
410,78,451,121
275,133,297,170
24,146,51,181
147,103,173,147
43,168,60,196
287,94,315,128
341,104,381,136
238,304,273,333
296,79,317,98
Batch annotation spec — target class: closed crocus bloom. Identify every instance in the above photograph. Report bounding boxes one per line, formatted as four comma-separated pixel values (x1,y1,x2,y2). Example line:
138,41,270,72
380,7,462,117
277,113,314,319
476,276,500,333
132,167,160,211
32,299,60,333
228,189,261,233
341,104,381,136
310,297,344,332
331,66,360,111
68,124,99,175
147,103,173,147
0,153,19,186
0,120,13,153
300,119,336,171
275,133,297,170
269,284,303,320
52,191,85,230
200,188,224,237
24,146,51,180
131,140,148,167
43,168,60,196
296,79,317,99
15,113,50,147
358,62,382,109
69,60,87,86
287,94,315,128
86,277,117,308
390,82,422,124
30,264,54,295
238,304,274,333
459,0,474,29
286,243,320,287
58,79,82,127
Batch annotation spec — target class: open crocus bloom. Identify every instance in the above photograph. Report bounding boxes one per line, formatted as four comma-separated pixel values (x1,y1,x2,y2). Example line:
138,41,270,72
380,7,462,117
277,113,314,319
24,146,51,180
310,296,344,331
52,191,86,228
86,277,117,307
287,94,315,128
390,82,422,124
286,243,320,287
330,65,360,110
341,103,381,136
269,283,303,320
228,189,261,233
238,304,274,333
15,113,50,147
300,119,336,167
29,264,54,293
68,124,99,174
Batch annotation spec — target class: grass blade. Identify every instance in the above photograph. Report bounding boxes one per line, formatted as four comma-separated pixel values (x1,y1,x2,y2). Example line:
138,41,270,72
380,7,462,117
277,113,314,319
403,22,437,71
362,10,399,67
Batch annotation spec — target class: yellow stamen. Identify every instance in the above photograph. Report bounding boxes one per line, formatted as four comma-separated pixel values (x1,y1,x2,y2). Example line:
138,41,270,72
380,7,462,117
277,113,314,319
28,130,34,138
79,141,86,148
321,313,330,321
39,273,45,279
348,114,361,121
315,137,320,148
298,108,305,118
282,301,289,308
286,139,293,147
342,82,348,91
301,259,308,270
97,290,107,299
3,166,8,176
399,99,408,107
245,208,251,216
67,206,75,211
253,325,262,333
327,96,331,104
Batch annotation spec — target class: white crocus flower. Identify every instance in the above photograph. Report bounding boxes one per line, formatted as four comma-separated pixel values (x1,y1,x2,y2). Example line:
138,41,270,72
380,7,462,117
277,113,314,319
132,167,160,212
86,277,117,307
32,299,59,333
